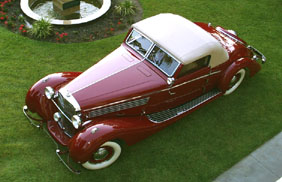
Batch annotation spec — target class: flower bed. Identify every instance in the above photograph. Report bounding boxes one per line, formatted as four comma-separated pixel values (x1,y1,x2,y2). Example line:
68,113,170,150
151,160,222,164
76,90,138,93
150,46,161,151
0,0,143,43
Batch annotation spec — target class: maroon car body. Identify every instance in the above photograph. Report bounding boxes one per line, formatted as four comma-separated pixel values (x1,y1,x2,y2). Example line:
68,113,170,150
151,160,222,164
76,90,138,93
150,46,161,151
23,14,265,173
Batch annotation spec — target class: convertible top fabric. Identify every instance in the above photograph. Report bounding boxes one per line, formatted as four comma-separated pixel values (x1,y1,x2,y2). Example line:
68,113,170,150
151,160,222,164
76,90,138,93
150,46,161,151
132,13,229,67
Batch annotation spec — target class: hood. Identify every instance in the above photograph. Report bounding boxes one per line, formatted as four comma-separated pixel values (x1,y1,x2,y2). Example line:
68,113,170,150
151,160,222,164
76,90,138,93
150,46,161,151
63,45,166,111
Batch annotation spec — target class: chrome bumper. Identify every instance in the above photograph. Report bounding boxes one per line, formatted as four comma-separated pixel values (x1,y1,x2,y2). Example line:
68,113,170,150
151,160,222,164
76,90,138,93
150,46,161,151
247,45,266,64
22,105,81,174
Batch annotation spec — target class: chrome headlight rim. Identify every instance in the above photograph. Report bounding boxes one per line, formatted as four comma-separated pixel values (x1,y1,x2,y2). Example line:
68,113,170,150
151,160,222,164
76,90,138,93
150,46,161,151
53,112,62,122
71,115,81,129
45,86,55,100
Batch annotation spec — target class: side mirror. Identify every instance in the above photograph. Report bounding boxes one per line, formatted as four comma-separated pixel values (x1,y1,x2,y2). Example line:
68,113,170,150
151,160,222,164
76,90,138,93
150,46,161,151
167,77,175,87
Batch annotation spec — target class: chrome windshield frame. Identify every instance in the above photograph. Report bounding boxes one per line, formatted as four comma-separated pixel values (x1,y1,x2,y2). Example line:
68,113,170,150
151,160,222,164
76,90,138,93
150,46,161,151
126,28,181,77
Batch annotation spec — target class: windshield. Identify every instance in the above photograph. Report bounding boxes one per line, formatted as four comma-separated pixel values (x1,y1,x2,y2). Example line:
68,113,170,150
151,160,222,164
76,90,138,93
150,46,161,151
126,29,180,77
126,30,153,56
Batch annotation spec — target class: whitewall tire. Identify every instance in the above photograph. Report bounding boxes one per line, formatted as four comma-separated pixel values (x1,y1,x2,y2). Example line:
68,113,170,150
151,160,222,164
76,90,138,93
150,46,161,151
82,141,121,170
224,69,246,95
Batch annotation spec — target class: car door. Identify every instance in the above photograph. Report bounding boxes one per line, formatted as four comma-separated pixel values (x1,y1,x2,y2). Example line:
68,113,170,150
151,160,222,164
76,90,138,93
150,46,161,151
165,56,211,108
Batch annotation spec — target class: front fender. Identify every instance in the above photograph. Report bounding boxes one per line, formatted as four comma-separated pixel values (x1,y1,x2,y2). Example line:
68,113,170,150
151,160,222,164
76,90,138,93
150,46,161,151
68,116,159,163
68,121,122,163
25,72,81,120
219,58,261,92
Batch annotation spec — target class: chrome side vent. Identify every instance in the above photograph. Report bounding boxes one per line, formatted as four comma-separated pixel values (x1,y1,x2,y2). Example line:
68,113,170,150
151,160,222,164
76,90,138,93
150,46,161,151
88,97,150,118
147,89,221,123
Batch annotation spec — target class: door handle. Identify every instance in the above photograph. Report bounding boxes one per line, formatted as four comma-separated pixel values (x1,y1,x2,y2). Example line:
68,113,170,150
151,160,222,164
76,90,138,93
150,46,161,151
169,90,176,95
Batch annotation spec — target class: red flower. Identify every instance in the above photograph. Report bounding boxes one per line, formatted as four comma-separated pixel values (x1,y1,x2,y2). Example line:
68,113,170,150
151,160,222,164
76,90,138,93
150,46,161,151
22,30,27,33
55,32,59,35
59,34,64,38
19,27,23,30
0,17,4,20
4,20,7,24
64,33,68,36
110,28,114,31
20,24,24,27
118,21,121,25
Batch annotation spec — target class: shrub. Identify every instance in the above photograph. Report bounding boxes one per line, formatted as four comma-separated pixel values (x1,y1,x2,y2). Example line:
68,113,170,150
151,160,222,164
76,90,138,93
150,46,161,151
114,0,136,17
29,19,53,39
18,14,25,23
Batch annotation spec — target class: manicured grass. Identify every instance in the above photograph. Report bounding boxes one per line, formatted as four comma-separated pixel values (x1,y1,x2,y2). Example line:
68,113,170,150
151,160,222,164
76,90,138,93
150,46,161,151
0,0,281,181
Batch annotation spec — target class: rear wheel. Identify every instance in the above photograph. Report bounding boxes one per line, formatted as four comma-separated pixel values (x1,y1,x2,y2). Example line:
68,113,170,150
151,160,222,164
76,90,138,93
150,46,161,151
224,69,246,95
82,141,121,170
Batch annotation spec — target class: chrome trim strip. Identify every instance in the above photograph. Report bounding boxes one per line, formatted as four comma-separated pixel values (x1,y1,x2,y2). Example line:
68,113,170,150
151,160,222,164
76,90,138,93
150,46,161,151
163,70,221,91
85,71,221,112
85,95,144,111
216,27,246,45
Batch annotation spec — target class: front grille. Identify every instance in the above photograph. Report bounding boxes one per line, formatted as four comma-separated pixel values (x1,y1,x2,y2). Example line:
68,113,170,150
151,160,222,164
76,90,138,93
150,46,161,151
57,114,76,137
57,93,76,121
55,93,77,137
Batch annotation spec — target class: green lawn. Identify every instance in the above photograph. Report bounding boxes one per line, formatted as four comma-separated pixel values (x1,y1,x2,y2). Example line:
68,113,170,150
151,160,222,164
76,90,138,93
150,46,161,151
0,0,281,181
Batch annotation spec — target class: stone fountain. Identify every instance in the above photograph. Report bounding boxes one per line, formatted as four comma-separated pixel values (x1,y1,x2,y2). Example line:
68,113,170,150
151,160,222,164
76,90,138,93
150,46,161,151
20,0,111,25
53,0,80,17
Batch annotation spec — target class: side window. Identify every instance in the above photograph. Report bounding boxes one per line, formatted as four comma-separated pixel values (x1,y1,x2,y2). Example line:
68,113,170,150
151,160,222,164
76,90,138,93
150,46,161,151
147,45,180,77
178,55,210,78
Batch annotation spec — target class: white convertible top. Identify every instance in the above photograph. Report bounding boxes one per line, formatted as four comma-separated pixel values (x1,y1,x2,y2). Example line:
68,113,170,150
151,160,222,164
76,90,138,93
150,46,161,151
132,13,229,67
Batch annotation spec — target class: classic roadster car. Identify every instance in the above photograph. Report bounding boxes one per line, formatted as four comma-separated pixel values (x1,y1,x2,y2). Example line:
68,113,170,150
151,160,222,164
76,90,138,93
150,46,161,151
23,13,266,173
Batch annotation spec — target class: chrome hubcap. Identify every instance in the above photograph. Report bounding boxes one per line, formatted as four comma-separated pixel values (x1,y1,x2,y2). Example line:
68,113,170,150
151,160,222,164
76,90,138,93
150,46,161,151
93,147,109,160
231,75,237,84
230,74,239,88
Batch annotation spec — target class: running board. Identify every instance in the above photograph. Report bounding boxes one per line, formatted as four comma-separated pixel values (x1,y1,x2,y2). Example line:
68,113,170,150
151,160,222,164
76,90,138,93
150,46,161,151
147,89,221,123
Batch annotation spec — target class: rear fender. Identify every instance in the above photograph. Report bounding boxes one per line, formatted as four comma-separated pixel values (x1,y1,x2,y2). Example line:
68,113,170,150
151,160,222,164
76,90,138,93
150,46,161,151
219,58,261,92
25,72,81,120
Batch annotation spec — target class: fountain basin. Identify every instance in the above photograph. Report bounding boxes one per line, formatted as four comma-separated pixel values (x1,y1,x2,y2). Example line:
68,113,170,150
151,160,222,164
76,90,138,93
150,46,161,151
21,0,111,25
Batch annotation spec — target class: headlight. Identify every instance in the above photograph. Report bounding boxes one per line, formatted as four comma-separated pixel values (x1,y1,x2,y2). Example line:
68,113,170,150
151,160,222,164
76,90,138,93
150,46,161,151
45,86,55,99
71,115,81,129
53,112,62,122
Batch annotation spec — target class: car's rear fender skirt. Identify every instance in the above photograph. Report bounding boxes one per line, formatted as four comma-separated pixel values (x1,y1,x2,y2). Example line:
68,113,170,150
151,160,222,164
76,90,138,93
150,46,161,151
25,72,81,121
219,58,261,92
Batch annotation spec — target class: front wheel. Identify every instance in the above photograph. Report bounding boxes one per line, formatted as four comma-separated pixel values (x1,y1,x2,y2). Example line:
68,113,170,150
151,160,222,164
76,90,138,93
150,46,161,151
224,69,246,95
82,141,121,170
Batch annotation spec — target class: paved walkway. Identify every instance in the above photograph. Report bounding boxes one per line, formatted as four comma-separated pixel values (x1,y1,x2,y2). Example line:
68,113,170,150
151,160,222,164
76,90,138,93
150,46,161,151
214,132,282,182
